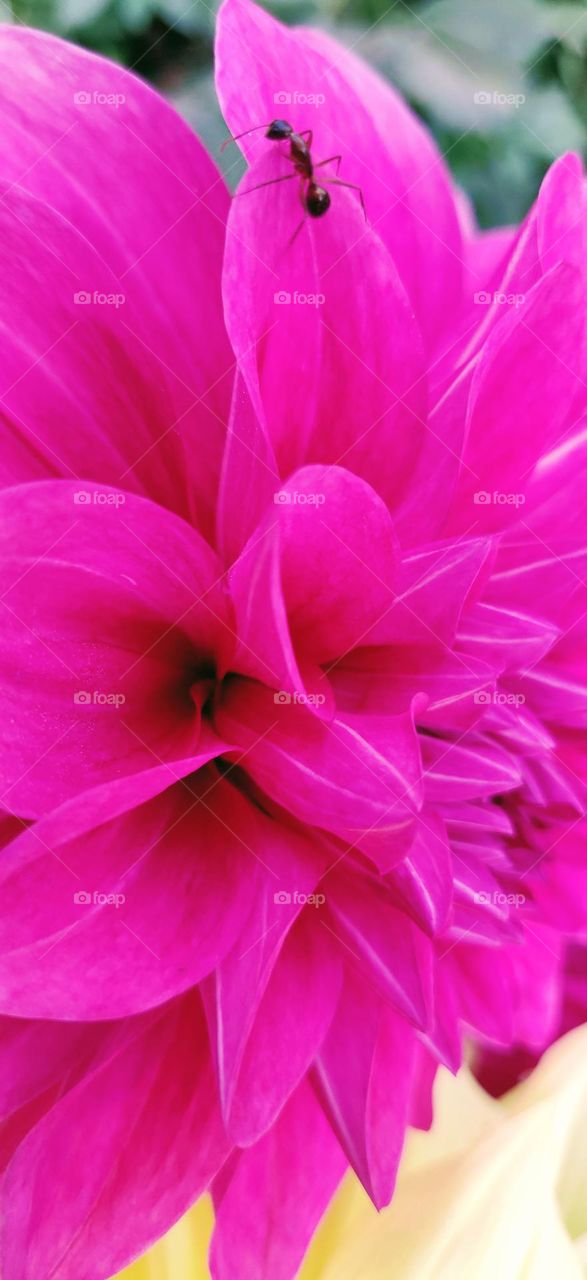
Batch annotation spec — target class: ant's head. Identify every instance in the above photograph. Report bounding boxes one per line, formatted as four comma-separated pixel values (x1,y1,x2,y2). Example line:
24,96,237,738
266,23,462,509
222,120,294,153
266,119,294,140
306,184,331,217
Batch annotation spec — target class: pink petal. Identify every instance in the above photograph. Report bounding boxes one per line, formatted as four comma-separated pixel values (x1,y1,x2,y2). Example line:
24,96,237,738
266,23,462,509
387,812,453,935
0,730,227,879
462,223,516,309
210,1080,346,1280
221,137,427,512
0,1018,112,1123
444,800,514,841
422,734,522,802
204,822,328,1122
0,481,231,814
214,679,424,869
490,538,587,636
325,865,432,1029
216,0,463,350
228,466,398,693
314,973,415,1206
216,374,280,565
447,264,586,531
509,153,586,289
450,946,515,1045
0,27,232,539
450,855,522,945
452,153,586,374
408,1043,440,1129
0,995,229,1280
517,644,587,728
0,185,189,516
367,537,493,646
0,774,257,1018
2,998,230,1280
222,911,341,1144
521,427,587,547
457,601,559,671
227,501,338,714
427,954,461,1072
276,467,398,659
504,924,562,1050
332,645,497,732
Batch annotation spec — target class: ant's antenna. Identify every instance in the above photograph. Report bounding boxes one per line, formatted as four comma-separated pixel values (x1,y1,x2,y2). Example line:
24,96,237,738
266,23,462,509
221,124,271,153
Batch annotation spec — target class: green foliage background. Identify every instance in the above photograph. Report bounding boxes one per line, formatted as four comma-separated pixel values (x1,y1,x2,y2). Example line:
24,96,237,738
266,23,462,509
7,0,587,226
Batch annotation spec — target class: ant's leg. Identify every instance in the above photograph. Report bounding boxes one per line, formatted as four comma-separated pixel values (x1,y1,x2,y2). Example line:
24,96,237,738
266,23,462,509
288,217,307,248
314,155,342,176
324,177,367,220
235,173,297,197
299,129,313,149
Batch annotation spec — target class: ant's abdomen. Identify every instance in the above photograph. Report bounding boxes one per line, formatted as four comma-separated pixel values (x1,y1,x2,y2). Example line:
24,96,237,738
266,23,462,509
306,185,331,217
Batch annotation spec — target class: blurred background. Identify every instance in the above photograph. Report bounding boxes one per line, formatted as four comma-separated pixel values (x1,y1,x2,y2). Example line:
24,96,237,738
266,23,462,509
5,0,586,227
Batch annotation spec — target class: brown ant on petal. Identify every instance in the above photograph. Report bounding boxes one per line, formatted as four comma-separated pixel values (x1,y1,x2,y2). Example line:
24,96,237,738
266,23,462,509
222,118,366,243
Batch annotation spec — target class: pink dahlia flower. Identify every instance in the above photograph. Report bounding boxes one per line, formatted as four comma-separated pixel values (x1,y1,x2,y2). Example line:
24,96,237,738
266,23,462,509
0,2,586,1277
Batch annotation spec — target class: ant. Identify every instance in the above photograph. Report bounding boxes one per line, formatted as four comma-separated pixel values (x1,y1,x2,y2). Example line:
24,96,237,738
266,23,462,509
222,118,366,242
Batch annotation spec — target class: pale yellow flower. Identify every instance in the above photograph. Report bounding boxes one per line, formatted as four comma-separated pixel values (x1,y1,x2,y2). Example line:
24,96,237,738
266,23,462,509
116,1025,587,1280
